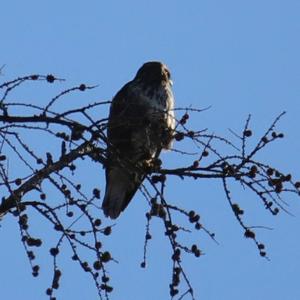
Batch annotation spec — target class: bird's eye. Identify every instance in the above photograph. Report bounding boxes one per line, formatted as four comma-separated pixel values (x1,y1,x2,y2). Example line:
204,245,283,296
165,69,171,79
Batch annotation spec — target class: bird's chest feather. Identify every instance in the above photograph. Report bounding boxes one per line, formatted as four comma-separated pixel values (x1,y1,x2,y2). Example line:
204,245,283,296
129,83,175,152
131,83,174,125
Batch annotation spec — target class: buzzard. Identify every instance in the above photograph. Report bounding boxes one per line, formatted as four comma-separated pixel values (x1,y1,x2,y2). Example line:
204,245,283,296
102,61,175,219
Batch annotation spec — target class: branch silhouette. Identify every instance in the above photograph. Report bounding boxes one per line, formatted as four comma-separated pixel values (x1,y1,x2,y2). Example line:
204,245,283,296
0,74,299,300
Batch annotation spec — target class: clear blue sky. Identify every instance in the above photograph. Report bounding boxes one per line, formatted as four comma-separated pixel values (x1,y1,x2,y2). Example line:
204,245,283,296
1,1,300,299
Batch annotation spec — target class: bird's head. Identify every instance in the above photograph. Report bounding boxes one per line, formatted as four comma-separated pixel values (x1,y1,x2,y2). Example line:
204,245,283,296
134,61,172,85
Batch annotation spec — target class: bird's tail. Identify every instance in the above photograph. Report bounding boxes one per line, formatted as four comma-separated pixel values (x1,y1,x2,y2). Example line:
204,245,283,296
102,167,139,219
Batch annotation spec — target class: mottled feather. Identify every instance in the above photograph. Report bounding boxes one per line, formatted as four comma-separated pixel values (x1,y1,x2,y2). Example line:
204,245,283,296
102,62,175,219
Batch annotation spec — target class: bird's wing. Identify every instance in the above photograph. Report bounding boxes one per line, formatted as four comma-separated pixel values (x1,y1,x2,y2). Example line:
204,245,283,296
103,83,155,218
107,83,148,157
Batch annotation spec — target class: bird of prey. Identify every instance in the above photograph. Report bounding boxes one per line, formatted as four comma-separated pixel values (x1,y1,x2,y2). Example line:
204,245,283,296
102,61,175,219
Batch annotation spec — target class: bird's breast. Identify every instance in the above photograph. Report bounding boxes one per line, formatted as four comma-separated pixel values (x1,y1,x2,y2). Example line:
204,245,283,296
132,83,174,121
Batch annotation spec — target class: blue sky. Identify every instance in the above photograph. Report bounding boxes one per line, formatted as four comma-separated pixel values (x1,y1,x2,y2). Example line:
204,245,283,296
1,1,300,299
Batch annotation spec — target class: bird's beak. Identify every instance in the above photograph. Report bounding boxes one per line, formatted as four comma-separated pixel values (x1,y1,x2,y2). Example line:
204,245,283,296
169,79,173,86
